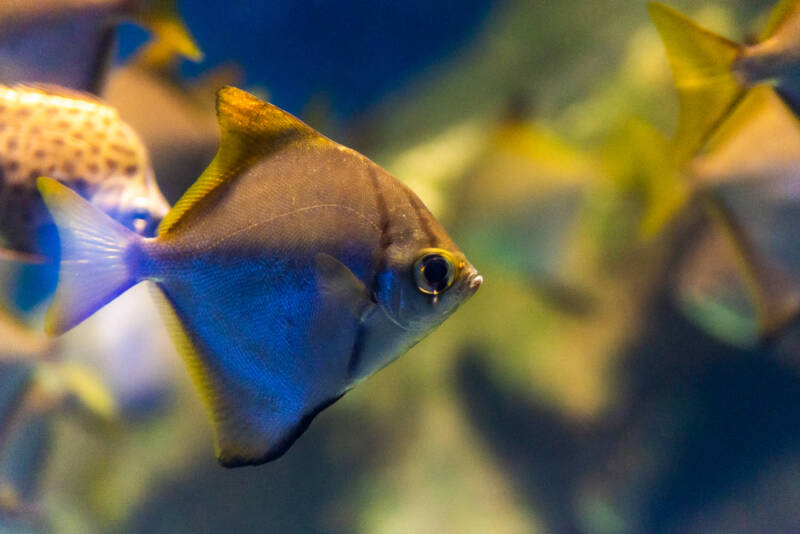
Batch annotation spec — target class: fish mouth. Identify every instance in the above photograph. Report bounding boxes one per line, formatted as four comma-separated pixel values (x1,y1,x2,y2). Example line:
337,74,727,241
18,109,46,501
467,269,483,292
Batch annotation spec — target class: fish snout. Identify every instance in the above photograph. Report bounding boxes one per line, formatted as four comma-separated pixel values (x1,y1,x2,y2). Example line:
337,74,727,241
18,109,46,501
466,267,483,292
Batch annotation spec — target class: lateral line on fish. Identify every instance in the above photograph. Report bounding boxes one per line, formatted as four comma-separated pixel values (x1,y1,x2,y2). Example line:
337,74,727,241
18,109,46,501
197,203,383,253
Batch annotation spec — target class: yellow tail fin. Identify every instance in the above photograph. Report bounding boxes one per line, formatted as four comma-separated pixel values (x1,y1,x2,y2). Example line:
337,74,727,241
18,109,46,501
648,2,745,164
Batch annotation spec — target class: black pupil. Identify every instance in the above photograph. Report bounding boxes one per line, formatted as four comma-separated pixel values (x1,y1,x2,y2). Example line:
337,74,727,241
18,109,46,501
423,255,450,290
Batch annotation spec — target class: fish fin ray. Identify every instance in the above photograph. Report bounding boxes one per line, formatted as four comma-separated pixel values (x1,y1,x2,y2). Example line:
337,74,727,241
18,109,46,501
648,2,745,163
37,177,140,335
158,86,330,237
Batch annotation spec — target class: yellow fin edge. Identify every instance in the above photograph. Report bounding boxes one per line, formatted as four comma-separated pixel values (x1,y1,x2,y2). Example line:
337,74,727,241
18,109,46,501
147,283,223,457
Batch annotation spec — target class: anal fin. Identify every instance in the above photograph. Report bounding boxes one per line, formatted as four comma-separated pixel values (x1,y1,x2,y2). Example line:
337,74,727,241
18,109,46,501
148,283,346,467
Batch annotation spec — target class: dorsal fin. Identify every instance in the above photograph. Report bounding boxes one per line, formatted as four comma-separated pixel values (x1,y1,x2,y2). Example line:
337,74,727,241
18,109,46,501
158,86,330,236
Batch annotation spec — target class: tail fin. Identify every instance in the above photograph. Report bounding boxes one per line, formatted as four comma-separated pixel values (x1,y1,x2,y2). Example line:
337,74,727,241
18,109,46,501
36,178,141,335
648,2,745,163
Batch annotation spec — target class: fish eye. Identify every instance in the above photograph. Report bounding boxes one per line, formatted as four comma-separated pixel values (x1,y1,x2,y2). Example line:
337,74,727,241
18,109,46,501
414,251,455,295
126,207,153,235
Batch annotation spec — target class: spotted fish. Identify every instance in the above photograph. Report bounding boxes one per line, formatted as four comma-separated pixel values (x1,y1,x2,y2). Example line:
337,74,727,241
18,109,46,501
0,84,170,256
38,86,482,466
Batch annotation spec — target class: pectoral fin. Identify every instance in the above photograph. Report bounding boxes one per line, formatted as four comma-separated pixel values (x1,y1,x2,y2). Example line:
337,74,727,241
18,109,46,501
315,253,377,322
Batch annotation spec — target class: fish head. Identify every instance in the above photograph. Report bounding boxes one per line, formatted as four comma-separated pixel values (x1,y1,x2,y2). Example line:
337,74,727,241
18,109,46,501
376,237,482,334
89,176,170,237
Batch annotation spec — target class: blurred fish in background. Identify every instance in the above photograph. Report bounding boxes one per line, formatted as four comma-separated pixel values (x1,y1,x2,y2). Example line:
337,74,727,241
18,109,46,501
0,303,116,532
0,0,201,93
450,98,602,314
678,86,800,347
0,84,175,490
104,39,241,203
0,84,170,313
648,0,800,162
0,3,198,528
647,2,800,347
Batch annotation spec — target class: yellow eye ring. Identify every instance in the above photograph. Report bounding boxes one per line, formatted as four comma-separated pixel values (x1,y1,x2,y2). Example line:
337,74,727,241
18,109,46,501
414,249,456,295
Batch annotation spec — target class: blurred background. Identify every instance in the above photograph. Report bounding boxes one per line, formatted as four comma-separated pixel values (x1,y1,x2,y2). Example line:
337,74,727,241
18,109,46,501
5,0,800,532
